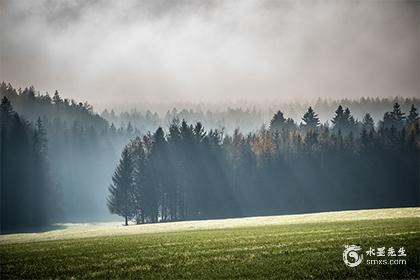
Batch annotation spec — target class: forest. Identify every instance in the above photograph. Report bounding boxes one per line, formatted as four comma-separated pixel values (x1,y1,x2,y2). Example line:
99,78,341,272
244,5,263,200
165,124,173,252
107,104,419,224
1,97,59,231
0,82,133,229
102,98,420,134
1,82,419,230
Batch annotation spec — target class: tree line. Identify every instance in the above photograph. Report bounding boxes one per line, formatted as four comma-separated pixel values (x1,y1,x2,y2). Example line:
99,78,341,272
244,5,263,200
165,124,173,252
108,103,419,225
102,97,420,134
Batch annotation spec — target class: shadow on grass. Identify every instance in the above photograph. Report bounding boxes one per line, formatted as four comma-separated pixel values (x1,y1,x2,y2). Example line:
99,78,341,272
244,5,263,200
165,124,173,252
0,224,67,235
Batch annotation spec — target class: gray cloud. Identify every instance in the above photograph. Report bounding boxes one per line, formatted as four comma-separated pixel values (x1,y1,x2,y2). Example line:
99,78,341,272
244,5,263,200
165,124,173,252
0,0,418,109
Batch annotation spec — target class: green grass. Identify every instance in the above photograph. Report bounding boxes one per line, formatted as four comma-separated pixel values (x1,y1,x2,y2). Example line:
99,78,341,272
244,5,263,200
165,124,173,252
1,215,419,279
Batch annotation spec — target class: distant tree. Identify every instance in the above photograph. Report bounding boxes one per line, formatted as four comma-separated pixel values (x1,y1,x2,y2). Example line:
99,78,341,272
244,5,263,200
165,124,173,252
362,113,375,132
331,105,345,131
52,90,62,105
380,103,406,130
391,102,405,123
344,108,357,132
269,111,286,132
107,147,135,226
193,122,206,142
331,105,357,135
301,107,320,131
406,104,419,125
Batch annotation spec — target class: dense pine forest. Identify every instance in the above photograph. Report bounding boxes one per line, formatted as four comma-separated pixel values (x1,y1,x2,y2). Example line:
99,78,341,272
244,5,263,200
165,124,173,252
0,83,133,228
108,102,420,224
1,82,419,230
1,98,60,231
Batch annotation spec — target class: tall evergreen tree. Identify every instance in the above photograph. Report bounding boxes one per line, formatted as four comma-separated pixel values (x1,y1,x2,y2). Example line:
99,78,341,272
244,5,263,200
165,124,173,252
301,107,320,131
362,113,375,132
406,104,419,125
150,127,168,221
391,102,405,123
130,137,147,224
107,147,135,226
331,105,345,131
381,102,406,130
269,111,286,133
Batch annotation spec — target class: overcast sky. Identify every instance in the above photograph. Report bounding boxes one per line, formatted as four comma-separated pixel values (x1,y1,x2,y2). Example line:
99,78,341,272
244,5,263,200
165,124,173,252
0,0,418,108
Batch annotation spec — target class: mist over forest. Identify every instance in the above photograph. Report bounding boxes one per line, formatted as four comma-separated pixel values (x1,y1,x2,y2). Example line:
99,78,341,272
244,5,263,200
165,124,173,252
1,0,419,232
1,82,419,230
102,98,420,134
1,2,420,280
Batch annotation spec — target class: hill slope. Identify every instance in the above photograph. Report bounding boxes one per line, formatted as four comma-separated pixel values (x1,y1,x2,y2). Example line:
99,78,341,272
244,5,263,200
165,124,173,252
1,207,418,244
1,208,419,279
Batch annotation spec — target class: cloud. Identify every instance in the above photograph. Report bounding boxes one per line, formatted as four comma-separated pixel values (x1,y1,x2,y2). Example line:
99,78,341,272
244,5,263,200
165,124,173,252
0,0,418,108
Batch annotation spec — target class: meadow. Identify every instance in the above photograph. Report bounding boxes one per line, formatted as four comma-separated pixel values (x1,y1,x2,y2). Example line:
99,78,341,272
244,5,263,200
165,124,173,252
1,208,419,279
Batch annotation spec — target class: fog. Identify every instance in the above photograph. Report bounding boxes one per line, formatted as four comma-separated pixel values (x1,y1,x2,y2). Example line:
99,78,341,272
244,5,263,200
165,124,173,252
1,0,418,110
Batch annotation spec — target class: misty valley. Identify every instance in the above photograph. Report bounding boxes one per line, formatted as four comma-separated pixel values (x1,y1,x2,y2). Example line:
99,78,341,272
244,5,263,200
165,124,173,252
1,82,419,231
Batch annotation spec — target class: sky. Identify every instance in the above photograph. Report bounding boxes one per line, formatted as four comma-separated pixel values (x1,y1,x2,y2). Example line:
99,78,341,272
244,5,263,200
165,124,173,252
0,0,418,109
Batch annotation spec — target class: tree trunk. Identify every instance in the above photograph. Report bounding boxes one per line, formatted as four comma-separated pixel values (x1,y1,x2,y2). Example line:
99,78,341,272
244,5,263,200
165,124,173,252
125,215,128,226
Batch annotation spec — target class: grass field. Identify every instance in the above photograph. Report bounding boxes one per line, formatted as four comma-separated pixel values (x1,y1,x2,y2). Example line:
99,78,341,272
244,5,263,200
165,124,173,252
1,208,419,279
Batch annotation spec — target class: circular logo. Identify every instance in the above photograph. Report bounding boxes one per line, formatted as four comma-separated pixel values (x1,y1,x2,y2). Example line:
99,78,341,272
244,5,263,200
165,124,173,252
343,245,363,267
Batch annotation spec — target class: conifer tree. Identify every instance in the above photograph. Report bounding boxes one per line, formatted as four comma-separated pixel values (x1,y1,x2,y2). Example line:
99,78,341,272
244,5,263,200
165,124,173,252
407,104,419,125
362,113,375,132
302,106,320,131
269,110,286,133
331,105,345,130
107,147,135,225
130,138,147,224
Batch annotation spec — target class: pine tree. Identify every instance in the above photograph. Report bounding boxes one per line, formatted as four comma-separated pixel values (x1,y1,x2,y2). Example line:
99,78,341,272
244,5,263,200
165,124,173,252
130,138,147,224
332,106,357,135
269,110,286,133
167,119,182,220
390,102,405,129
362,113,374,132
107,147,135,225
302,107,320,131
0,96,13,122
331,105,345,130
52,91,62,105
381,102,406,130
145,127,168,222
391,102,405,122
406,104,419,125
